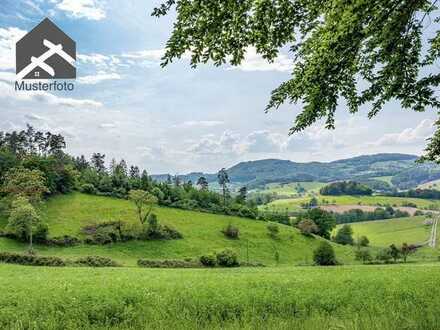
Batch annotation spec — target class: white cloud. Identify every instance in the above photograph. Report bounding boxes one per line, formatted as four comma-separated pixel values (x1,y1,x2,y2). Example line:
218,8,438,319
0,27,27,70
230,47,293,72
189,131,242,155
78,71,121,84
24,113,46,122
78,53,111,66
0,81,103,108
121,49,165,62
56,0,106,21
243,130,283,153
175,120,224,128
99,122,117,129
371,119,435,146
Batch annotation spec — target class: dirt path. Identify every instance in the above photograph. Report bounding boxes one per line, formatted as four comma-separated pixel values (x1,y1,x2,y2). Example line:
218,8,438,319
429,217,438,248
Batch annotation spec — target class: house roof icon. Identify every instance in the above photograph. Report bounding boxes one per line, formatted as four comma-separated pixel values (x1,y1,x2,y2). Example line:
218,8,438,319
16,18,76,80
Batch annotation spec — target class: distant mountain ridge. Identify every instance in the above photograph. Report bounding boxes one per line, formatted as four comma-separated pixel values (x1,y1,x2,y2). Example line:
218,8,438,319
152,153,440,190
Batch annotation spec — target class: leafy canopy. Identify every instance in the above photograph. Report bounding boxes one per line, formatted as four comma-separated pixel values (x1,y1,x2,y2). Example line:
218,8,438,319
153,0,440,159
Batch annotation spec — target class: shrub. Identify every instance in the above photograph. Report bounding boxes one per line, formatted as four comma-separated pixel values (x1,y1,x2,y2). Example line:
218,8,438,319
74,256,119,267
313,241,337,266
221,224,239,239
266,222,279,239
358,235,369,247
355,249,372,264
137,259,199,268
297,218,318,236
199,254,217,267
0,252,65,267
46,235,81,247
376,248,392,263
216,249,239,267
139,214,183,240
80,183,97,194
333,224,354,245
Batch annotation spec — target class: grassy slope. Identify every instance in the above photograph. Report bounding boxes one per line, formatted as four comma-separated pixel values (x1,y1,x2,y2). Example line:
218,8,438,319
262,182,326,197
0,193,354,266
418,178,440,190
0,263,439,329
263,194,440,212
335,216,431,247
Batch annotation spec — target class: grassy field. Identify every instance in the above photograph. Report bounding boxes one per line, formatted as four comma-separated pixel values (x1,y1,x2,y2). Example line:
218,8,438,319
418,179,440,190
0,263,439,329
262,194,440,213
335,216,432,247
0,193,354,266
261,182,326,197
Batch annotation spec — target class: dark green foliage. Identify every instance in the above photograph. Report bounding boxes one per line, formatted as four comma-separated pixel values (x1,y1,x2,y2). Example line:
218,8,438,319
313,242,337,266
80,183,97,194
320,181,372,196
358,236,370,247
389,189,440,200
333,225,354,245
389,244,401,262
199,254,217,267
140,213,183,240
297,209,336,239
45,235,81,247
154,1,440,160
266,222,279,239
334,207,410,224
260,212,290,225
221,224,239,239
137,259,199,268
216,249,240,267
355,249,373,264
0,252,65,267
74,256,120,267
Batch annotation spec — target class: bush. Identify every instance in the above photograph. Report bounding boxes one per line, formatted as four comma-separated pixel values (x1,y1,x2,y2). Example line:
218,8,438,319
80,183,97,194
74,256,119,267
333,224,354,245
267,222,279,238
216,249,239,267
221,224,239,239
137,259,199,268
297,218,318,236
313,241,337,266
0,252,65,267
46,235,81,247
139,214,183,240
355,249,373,264
376,248,392,263
199,254,217,267
358,235,369,247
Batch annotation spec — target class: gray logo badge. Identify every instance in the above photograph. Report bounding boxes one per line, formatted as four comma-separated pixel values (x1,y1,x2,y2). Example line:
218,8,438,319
16,18,76,80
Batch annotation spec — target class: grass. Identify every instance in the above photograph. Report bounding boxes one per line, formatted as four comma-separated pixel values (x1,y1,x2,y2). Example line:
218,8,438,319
0,192,354,266
261,182,326,197
418,179,440,190
372,176,394,184
335,216,431,247
0,263,439,329
262,194,440,213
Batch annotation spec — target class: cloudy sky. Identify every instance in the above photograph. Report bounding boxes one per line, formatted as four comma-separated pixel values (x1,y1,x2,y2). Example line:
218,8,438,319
0,0,438,174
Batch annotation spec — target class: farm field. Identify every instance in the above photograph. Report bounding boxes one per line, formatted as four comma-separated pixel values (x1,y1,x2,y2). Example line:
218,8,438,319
0,263,439,329
418,179,440,190
335,216,432,247
260,182,326,197
0,193,354,266
261,194,440,213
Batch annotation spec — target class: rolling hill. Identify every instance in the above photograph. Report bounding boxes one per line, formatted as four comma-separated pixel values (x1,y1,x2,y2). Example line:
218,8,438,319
0,193,354,266
153,153,440,190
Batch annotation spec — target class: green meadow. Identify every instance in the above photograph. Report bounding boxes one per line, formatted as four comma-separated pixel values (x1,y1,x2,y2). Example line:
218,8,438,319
1,263,440,329
0,193,354,266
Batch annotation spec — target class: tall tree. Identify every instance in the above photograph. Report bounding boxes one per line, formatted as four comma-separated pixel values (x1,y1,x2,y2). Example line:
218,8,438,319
154,0,440,160
91,153,106,174
217,168,230,207
197,176,209,190
2,167,48,205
